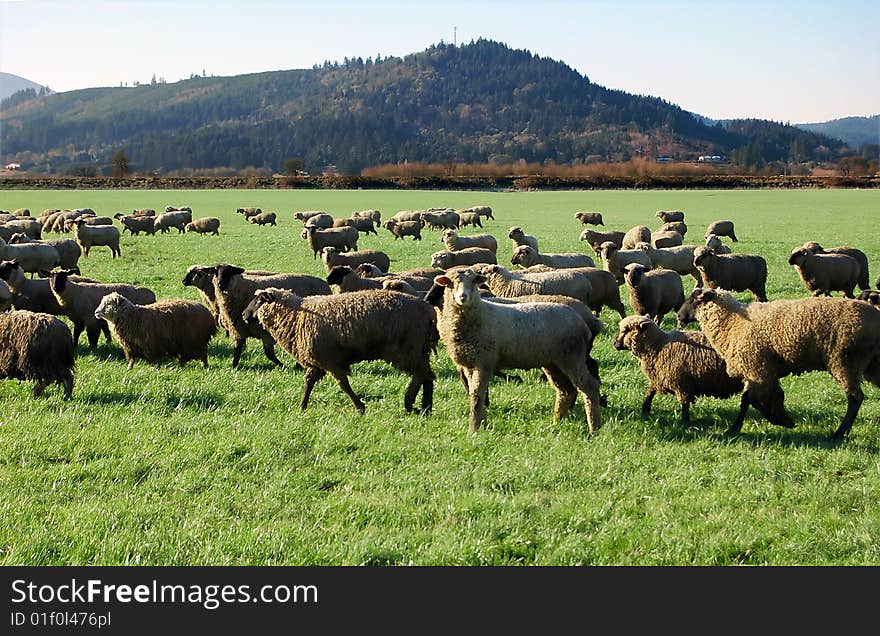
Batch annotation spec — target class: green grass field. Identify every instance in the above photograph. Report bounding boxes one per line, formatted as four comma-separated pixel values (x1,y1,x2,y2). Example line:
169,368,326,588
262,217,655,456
0,188,879,565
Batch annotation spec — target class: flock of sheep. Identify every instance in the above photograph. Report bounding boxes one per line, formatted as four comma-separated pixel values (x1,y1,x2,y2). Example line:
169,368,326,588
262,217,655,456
0,201,879,443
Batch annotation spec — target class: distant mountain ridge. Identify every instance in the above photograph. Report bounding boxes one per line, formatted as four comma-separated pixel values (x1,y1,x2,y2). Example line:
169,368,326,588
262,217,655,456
0,40,848,174
795,115,879,149
0,72,53,101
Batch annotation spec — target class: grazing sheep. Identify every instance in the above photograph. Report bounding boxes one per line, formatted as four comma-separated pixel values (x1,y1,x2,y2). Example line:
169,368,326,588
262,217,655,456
0,237,60,274
343,216,378,235
321,246,391,273
0,311,75,399
441,230,499,254
242,288,437,414
430,248,497,270
622,263,685,323
507,226,538,252
182,265,275,326
622,225,652,250
659,221,687,238
613,315,742,422
575,211,604,226
153,210,192,234
635,242,701,283
249,211,277,226
692,246,767,302
597,241,652,284
788,247,860,298
456,211,483,228
301,225,359,258
801,241,870,291
474,264,593,306
185,217,221,235
351,209,381,224
8,233,81,271
6,218,42,239
433,268,601,433
705,220,738,242
459,205,494,221
856,290,879,308
705,234,732,255
236,207,262,219
212,264,331,368
680,287,880,440
114,213,156,236
70,218,121,257
656,210,685,223
326,265,385,292
94,292,216,368
48,269,156,349
510,245,595,269
383,219,423,240
579,228,626,254
651,229,683,248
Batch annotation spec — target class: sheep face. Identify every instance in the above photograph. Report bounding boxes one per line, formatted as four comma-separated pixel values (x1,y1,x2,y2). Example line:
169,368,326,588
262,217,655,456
94,292,129,321
215,264,246,293
326,265,353,286
856,290,880,307
692,246,712,267
802,241,824,253
241,289,276,324
508,227,523,240
433,269,486,308
598,241,618,260
676,288,703,326
787,248,810,267
510,245,534,266
441,229,457,242
0,260,22,282
623,263,647,287
355,263,383,277
613,315,654,350
183,265,216,288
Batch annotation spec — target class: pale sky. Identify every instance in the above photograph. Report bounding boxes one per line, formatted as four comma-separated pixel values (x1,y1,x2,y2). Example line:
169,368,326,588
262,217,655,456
1,0,878,123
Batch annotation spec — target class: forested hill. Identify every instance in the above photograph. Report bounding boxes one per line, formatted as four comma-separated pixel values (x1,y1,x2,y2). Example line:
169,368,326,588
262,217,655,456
0,39,846,174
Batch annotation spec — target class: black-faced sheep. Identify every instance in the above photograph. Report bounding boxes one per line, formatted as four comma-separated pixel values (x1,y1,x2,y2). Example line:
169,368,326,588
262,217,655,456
302,225,358,258
575,211,604,226
212,264,331,368
182,265,275,327
48,269,157,349
508,226,538,252
431,248,497,270
651,230,683,248
579,228,626,254
185,217,221,235
801,241,870,291
441,230,498,254
788,247,860,298
433,268,601,433
8,233,80,271
705,220,738,242
622,225,652,250
656,210,685,223
681,287,880,440
510,245,595,270
473,264,593,306
242,288,437,415
613,315,742,422
95,292,216,368
132,208,156,216
383,219,423,240
355,264,441,293
0,261,88,314
635,242,701,283
597,241,652,284
692,246,767,302
294,210,327,224
70,219,121,257
623,263,685,324
0,310,75,399
326,265,384,293
321,246,391,274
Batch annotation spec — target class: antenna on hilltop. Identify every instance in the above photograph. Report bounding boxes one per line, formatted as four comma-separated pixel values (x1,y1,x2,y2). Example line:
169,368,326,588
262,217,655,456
454,26,457,46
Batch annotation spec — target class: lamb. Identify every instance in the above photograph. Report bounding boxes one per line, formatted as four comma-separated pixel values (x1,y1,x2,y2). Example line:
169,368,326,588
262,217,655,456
8,233,81,270
94,292,216,368
788,247,860,298
441,230,498,253
655,210,685,223
456,212,483,228
801,241,870,291
680,287,880,440
705,220,738,242
659,221,688,237
0,311,75,399
326,265,385,292
185,217,221,235
430,248,497,270
249,211,277,226
321,246,391,273
692,246,767,302
705,234,732,254
153,210,192,234
508,226,538,252
459,205,494,220
237,207,262,219
622,225,652,249
383,219,423,240
351,209,381,223
613,315,742,422
242,287,437,414
212,264,331,368
70,218,121,257
635,242,701,283
302,225,359,258
114,213,156,236
651,229,683,248
597,241,652,284
510,245,595,269
622,263,685,323
474,264,593,306
0,237,60,274
182,265,275,326
579,228,626,254
48,269,156,349
302,213,333,228
575,211,604,226
433,268,601,433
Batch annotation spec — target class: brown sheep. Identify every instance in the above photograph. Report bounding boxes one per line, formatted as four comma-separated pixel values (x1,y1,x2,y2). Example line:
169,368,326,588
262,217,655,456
0,310,75,399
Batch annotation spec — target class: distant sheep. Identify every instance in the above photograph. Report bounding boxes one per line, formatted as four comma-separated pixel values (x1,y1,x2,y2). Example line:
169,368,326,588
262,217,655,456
788,246,860,298
0,310,75,399
656,210,685,223
343,216,378,235
237,207,262,219
510,245,594,269
622,225,652,250
185,217,221,235
459,205,494,220
622,263,685,323
249,211,277,226
351,209,381,224
301,225,358,258
693,246,767,302
114,213,156,236
441,230,498,253
294,210,327,224
430,247,497,270
71,218,121,257
153,210,192,234
575,211,604,226
132,208,156,217
456,212,483,228
507,226,538,252
421,210,460,231
389,210,423,223
801,241,870,291
705,220,737,242
383,219,423,240
579,228,625,254
659,221,687,237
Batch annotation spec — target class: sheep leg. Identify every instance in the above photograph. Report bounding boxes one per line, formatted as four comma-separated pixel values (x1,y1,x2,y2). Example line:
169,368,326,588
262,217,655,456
86,324,101,350
543,365,577,420
331,372,365,413
420,376,434,416
72,321,85,346
562,360,601,433
680,399,691,423
468,367,491,433
300,367,326,410
641,390,656,416
830,391,863,441
101,322,112,342
746,382,794,429
60,372,73,400
728,391,750,435
261,337,283,367
231,339,246,368
32,379,49,398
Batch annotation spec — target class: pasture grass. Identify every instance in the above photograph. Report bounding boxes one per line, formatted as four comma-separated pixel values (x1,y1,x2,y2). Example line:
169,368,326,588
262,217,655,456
0,188,879,565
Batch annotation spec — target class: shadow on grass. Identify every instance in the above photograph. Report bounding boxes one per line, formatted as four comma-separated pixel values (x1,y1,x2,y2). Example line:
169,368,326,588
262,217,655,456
81,389,226,410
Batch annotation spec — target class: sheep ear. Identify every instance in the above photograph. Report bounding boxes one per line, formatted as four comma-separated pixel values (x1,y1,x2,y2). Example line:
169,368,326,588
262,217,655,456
434,276,452,287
